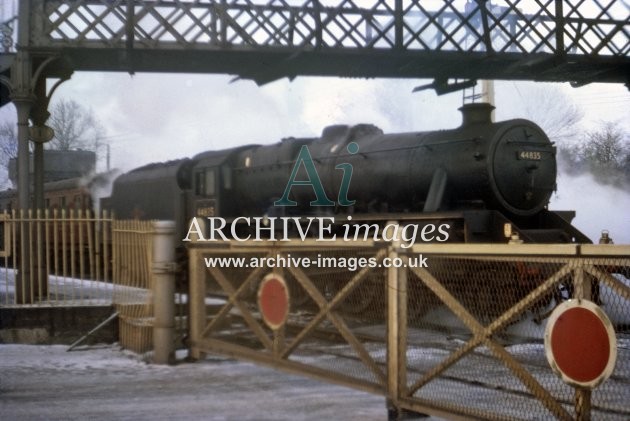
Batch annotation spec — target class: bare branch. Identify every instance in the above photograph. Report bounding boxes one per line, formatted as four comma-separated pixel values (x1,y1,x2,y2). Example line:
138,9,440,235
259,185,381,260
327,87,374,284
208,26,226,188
562,121,630,188
0,120,17,166
518,86,583,144
47,99,104,151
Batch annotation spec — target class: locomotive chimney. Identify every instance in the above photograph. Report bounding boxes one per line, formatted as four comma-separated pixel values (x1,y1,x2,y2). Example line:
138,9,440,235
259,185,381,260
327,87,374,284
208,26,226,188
459,103,495,127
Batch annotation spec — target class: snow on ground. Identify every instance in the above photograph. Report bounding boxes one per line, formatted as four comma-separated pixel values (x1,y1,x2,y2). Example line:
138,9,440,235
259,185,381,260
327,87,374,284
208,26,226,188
0,344,432,421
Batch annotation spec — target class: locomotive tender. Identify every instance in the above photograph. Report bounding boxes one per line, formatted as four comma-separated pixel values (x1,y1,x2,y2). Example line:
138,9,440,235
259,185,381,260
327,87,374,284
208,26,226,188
105,103,589,245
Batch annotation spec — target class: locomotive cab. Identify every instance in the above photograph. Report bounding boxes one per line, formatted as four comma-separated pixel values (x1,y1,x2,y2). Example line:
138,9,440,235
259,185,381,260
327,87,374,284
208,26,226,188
191,148,247,221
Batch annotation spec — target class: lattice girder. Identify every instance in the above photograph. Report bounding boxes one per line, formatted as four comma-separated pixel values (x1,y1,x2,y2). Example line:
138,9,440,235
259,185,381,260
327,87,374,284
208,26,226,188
18,0,630,85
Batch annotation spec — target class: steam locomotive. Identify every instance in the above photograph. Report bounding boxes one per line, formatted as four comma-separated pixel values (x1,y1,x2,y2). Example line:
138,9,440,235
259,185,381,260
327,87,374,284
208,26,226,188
0,104,593,319
104,103,590,245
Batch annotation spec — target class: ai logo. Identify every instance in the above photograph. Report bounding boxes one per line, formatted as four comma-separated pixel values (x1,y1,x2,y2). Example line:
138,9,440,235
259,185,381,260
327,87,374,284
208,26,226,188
274,142,359,207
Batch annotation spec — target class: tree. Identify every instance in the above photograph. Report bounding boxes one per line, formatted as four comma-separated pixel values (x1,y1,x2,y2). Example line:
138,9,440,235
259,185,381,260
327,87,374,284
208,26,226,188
582,122,627,165
499,84,586,174
576,122,629,187
526,90,583,144
47,99,106,152
0,120,17,188
499,83,584,145
0,120,17,164
0,99,107,188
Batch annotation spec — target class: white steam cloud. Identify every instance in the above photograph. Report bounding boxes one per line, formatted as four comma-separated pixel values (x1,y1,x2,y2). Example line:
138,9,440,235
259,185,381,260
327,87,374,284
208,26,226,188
551,171,630,244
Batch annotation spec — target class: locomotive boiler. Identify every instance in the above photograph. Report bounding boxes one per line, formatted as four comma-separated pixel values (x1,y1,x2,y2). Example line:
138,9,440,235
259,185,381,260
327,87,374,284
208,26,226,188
103,103,594,320
233,103,553,216
105,103,589,244
178,103,588,244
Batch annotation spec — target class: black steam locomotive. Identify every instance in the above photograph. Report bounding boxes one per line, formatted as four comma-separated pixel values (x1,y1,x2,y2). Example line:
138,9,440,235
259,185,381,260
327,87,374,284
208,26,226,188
104,103,589,245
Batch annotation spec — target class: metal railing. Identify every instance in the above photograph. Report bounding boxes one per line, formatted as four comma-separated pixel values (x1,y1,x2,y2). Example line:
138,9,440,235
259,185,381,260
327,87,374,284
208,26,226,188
0,15,16,54
111,219,155,353
0,211,184,362
111,219,183,358
0,209,113,306
187,240,630,420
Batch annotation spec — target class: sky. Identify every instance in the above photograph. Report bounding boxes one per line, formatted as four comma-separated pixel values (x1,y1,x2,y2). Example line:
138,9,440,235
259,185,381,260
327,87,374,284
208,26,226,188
1,72,628,171
1,72,628,243
0,0,628,243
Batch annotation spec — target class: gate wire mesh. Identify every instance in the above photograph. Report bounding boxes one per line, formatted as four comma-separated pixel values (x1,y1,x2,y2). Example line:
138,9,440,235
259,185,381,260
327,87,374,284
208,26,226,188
190,241,630,420
193,243,390,392
402,249,630,421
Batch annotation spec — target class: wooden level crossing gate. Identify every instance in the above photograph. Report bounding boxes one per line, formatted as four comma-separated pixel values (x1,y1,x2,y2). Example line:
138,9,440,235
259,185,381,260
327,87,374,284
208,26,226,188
188,240,630,421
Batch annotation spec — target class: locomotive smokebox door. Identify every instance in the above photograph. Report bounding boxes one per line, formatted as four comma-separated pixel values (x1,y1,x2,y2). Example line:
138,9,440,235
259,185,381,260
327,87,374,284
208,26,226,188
490,124,556,216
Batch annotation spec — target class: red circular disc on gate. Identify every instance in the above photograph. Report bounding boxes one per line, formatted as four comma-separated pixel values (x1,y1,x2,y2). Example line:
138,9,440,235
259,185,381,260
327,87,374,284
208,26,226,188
258,274,289,330
544,300,617,388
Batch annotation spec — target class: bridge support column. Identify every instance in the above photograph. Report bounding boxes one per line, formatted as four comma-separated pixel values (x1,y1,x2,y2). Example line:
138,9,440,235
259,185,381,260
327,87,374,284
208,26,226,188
11,65,65,303
10,46,35,303
14,97,31,209
10,53,34,211
12,93,34,304
10,0,71,302
31,77,51,211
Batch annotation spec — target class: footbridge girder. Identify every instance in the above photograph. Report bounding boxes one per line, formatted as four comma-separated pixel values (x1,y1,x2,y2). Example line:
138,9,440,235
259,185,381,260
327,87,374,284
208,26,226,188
2,0,628,88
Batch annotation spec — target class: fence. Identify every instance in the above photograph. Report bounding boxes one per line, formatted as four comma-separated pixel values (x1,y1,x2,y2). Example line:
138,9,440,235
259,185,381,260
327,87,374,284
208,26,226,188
0,209,113,306
110,219,183,357
0,211,181,359
187,240,630,421
111,219,155,353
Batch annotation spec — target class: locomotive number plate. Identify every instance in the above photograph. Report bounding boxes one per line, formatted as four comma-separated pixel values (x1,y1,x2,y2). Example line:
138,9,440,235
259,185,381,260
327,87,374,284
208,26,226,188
197,206,215,217
518,150,542,161
196,199,216,217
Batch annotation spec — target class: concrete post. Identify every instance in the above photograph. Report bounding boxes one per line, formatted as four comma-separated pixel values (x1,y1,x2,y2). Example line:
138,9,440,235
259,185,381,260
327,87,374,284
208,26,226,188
152,220,176,364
